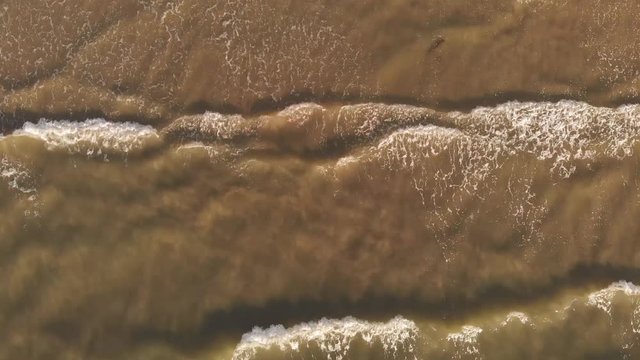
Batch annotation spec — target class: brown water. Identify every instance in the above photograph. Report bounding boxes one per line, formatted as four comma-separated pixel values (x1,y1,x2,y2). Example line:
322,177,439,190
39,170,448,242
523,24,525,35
3,1,640,359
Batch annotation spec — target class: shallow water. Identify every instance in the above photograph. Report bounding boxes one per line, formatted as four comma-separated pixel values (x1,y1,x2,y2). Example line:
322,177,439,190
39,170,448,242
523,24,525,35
2,1,640,359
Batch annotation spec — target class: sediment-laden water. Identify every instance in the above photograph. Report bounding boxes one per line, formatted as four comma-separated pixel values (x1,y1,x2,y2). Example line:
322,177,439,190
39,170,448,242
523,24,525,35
3,101,640,359
3,0,640,359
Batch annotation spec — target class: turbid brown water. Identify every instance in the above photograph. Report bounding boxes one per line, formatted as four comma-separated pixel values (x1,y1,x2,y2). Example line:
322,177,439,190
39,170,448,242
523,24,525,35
3,1,640,359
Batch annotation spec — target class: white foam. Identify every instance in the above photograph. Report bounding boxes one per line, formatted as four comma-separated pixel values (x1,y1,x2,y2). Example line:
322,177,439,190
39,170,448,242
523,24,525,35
175,142,243,162
335,155,360,169
0,157,36,194
370,101,640,257
13,119,159,155
446,325,483,359
336,103,434,138
500,311,531,326
191,112,249,140
232,316,419,360
277,102,326,119
587,281,640,315
376,125,465,167
453,100,640,178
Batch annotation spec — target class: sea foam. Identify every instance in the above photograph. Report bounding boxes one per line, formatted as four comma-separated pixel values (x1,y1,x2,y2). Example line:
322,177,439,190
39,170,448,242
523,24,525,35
13,119,159,155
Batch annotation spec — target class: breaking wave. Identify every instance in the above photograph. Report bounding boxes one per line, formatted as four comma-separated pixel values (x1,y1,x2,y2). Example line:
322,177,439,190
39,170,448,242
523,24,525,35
234,282,640,360
10,119,160,156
